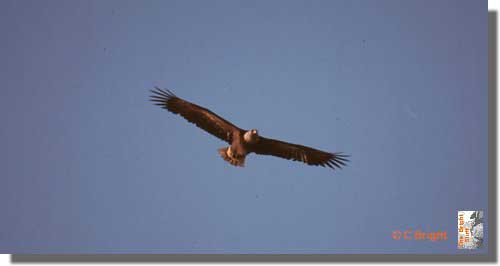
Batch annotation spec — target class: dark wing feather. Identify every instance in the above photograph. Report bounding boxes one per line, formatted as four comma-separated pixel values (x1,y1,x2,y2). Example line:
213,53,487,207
251,137,349,170
150,87,243,143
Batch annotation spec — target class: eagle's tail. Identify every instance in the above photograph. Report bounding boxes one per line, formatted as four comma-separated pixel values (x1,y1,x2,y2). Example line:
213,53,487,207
218,147,245,167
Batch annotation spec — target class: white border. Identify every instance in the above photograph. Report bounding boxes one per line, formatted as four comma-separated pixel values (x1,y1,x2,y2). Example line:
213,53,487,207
0,2,496,266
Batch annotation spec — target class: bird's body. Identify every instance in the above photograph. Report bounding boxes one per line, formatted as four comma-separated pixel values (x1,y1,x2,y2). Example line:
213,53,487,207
219,131,247,167
218,129,259,167
150,88,348,170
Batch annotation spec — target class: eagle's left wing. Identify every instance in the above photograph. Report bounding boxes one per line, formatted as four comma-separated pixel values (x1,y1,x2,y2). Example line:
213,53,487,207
251,136,349,170
150,87,243,144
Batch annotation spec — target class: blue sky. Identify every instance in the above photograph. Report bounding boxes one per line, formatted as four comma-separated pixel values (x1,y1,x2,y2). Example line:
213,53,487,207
0,0,488,253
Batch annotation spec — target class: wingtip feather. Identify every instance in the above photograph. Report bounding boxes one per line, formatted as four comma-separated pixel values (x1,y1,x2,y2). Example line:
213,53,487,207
149,87,179,108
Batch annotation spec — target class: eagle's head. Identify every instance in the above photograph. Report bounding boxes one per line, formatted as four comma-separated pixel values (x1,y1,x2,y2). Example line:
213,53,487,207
244,129,259,144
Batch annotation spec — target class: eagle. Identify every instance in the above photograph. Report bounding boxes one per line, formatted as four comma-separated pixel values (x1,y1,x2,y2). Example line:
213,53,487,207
150,88,349,170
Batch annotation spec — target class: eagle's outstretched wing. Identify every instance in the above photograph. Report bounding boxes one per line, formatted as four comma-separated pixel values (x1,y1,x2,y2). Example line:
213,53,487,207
251,137,349,170
150,88,243,144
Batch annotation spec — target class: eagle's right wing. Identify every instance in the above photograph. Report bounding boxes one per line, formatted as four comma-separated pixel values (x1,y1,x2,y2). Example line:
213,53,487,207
252,136,349,170
150,88,243,144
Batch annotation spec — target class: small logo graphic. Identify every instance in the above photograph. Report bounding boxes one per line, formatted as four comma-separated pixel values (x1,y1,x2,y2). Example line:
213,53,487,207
458,211,484,249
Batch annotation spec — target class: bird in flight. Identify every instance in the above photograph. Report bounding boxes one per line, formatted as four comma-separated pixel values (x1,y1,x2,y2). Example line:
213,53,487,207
150,88,349,170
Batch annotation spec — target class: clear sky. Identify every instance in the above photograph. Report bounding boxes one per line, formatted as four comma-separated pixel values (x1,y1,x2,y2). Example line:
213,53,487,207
0,0,488,253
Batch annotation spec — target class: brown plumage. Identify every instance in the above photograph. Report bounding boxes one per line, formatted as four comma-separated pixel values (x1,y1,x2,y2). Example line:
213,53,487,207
252,137,348,169
150,87,349,170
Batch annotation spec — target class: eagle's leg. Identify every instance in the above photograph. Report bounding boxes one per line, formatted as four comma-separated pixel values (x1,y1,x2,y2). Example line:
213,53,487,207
218,146,245,167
